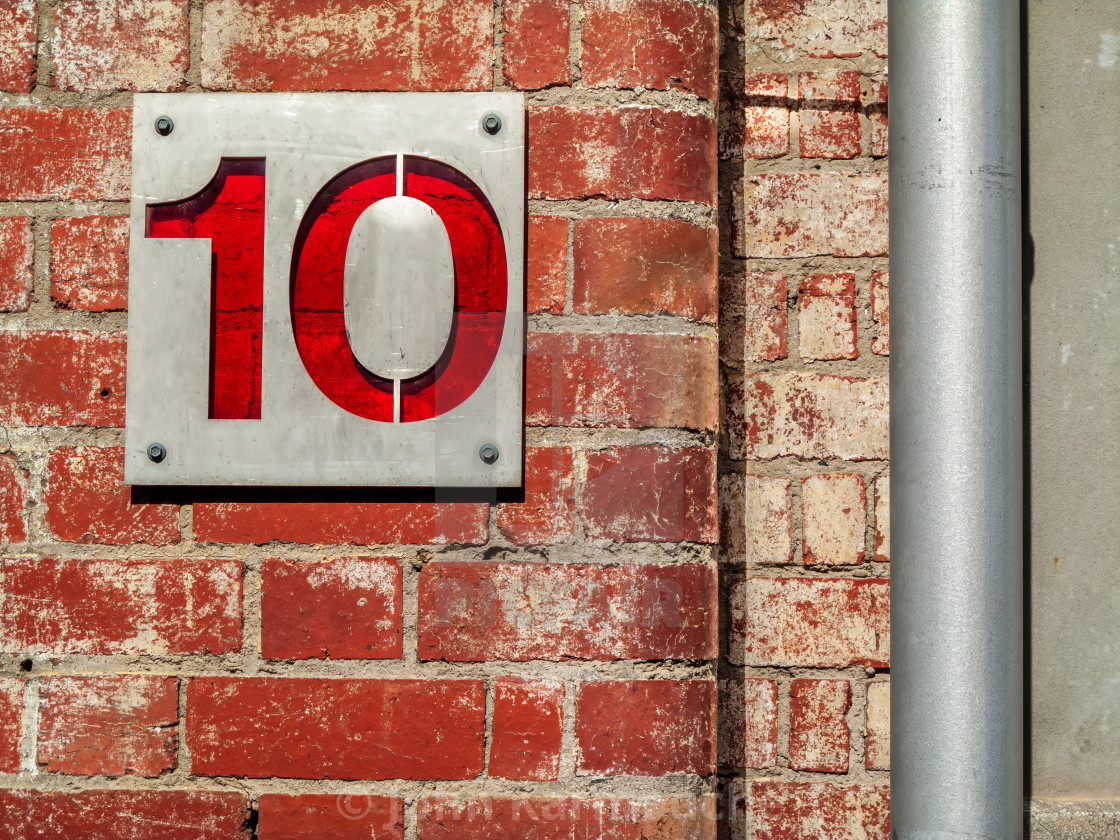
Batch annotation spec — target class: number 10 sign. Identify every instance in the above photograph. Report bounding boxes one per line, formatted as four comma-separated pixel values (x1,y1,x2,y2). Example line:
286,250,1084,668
125,93,525,487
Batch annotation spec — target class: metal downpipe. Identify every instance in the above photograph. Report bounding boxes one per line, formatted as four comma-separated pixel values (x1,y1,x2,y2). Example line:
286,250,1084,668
889,2,1023,839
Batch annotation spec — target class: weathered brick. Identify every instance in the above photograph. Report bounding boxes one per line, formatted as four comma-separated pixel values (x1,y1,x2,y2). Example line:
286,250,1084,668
798,272,857,360
0,217,34,312
193,500,488,546
733,73,789,159
727,372,889,461
417,796,715,840
573,218,716,322
50,216,129,311
798,70,861,159
720,270,787,364
745,0,887,59
418,561,717,661
575,680,716,776
583,446,717,543
496,447,575,545
802,473,866,566
258,794,404,840
0,557,242,655
0,453,28,545
53,0,189,91
0,108,130,200
261,557,402,660
865,680,890,770
789,678,851,773
868,73,888,157
729,577,889,667
582,0,717,100
718,677,777,769
527,216,568,314
0,678,22,773
38,674,178,777
719,474,792,565
45,447,180,545
187,677,485,779
746,781,890,840
734,173,888,258
0,0,36,93
489,677,564,781
871,269,889,354
503,0,570,90
201,0,493,91
530,106,715,203
874,475,890,562
527,333,718,431
0,789,251,839
0,332,125,427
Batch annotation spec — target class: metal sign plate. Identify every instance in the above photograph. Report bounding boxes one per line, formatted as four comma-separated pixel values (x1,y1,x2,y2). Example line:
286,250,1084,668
125,93,525,487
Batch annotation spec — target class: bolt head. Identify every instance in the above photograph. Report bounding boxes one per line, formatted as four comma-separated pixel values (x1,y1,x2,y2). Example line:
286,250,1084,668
155,116,174,136
482,113,502,135
479,443,499,464
147,442,167,463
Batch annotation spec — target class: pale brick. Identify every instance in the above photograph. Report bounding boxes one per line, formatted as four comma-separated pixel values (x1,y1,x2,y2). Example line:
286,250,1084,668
789,678,850,773
727,72,789,159
798,70,861,159
871,269,889,355
865,680,890,770
727,372,889,461
868,73,888,157
718,678,777,769
802,473,866,566
734,173,888,258
798,272,857,360
746,781,890,840
0,0,36,93
721,271,787,364
719,474,792,565
874,475,890,562
745,0,887,60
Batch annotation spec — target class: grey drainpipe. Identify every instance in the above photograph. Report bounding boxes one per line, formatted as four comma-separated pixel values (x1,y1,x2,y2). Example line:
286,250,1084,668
889,2,1023,839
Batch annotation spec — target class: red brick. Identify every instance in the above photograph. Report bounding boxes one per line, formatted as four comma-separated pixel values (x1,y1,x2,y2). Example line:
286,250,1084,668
527,216,568,314
0,453,27,545
871,269,889,354
50,216,129,311
527,333,717,431
583,446,717,543
873,475,890,562
261,556,402,660
720,270,787,364
187,677,485,779
719,474,791,565
718,677,777,769
575,680,715,776
727,372,889,461
798,272,857,360
729,577,889,668
0,557,242,655
0,108,130,200
722,73,789,159
582,0,717,100
503,0,570,90
0,332,125,427
496,447,575,545
530,106,715,203
489,678,564,781
0,678,22,773
417,796,715,840
789,678,851,773
734,173,888,258
258,794,404,840
0,217,33,312
38,674,178,777
0,788,251,840
746,781,890,840
0,0,35,92
573,218,716,322
868,73,888,156
45,447,180,545
53,0,189,91
801,473,866,566
193,500,488,546
865,680,890,770
798,70,861,159
418,561,717,661
201,0,492,91
746,0,887,59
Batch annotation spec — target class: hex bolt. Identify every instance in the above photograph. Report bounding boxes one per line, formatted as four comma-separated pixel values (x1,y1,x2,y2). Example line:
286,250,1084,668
481,113,502,135
147,442,167,463
479,443,499,464
154,116,174,136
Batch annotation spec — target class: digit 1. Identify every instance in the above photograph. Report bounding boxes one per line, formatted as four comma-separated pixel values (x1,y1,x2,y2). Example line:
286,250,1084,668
147,158,266,420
